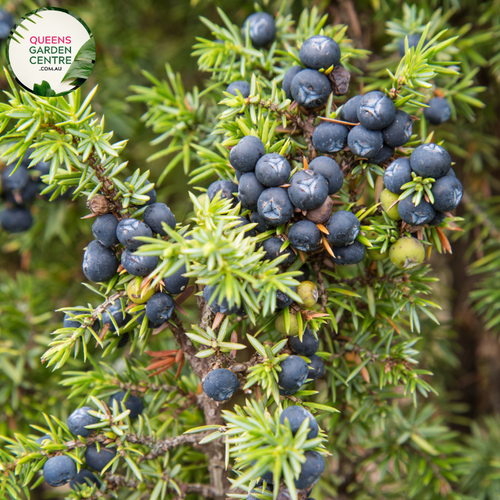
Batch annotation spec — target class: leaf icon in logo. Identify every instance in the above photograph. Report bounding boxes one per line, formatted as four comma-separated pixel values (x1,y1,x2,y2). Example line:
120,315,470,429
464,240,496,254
33,80,56,97
61,37,96,85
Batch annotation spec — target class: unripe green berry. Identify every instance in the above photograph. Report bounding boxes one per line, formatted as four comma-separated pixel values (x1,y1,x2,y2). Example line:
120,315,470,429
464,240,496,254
275,312,299,335
365,231,388,260
380,189,401,221
127,278,156,304
367,247,388,261
297,281,318,308
389,237,425,270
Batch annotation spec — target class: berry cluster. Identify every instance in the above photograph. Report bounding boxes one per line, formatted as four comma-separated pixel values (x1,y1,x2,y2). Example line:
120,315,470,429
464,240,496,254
201,280,324,402
332,90,412,163
376,143,463,269
0,153,52,233
201,26,462,407
209,135,365,266
40,393,143,489
252,406,324,496
382,143,463,224
247,406,324,499
69,182,186,346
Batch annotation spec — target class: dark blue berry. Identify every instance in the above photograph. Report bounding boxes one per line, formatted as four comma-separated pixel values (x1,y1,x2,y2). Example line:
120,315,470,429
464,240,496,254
262,237,296,266
372,144,394,164
339,95,361,123
109,391,144,419
116,218,153,250
125,176,156,206
238,172,266,210
235,169,243,181
299,36,341,70
279,387,298,396
36,435,52,445
243,12,276,48
85,444,117,472
67,407,99,437
145,292,175,324
1,164,30,191
43,455,77,487
308,354,325,379
288,220,322,252
33,160,51,177
207,180,238,205
255,153,291,187
251,211,273,233
424,97,451,125
0,10,14,40
283,66,303,99
382,110,413,147
289,328,319,356
257,472,274,486
117,332,130,348
410,143,451,179
163,265,189,295
121,249,158,277
331,240,366,265
347,125,383,158
288,170,329,210
312,122,348,153
431,175,463,212
398,196,436,225
295,264,311,282
100,301,128,332
357,91,396,131
384,157,413,194
229,136,266,173
92,214,119,247
291,69,331,109
294,451,325,490
398,33,427,57
234,216,256,237
428,211,447,227
83,240,119,282
309,156,343,195
326,210,360,246
69,468,100,491
257,187,294,226
278,355,309,391
280,405,319,439
203,285,241,315
226,81,250,98
0,207,33,232
3,179,38,205
143,203,176,236
203,368,239,401
144,188,157,205
63,310,83,329
276,288,295,309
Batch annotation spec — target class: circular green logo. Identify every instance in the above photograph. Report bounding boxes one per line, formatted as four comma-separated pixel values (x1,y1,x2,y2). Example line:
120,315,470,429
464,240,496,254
6,7,95,97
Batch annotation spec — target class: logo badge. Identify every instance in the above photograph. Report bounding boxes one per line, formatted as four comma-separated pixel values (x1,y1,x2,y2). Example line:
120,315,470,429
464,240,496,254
6,8,95,97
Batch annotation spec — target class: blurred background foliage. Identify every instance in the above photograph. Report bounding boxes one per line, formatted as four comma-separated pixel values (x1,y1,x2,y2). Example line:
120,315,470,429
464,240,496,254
1,0,500,498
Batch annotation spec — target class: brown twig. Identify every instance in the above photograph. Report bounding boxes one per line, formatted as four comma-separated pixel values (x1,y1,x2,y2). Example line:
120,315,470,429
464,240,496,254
168,306,229,500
